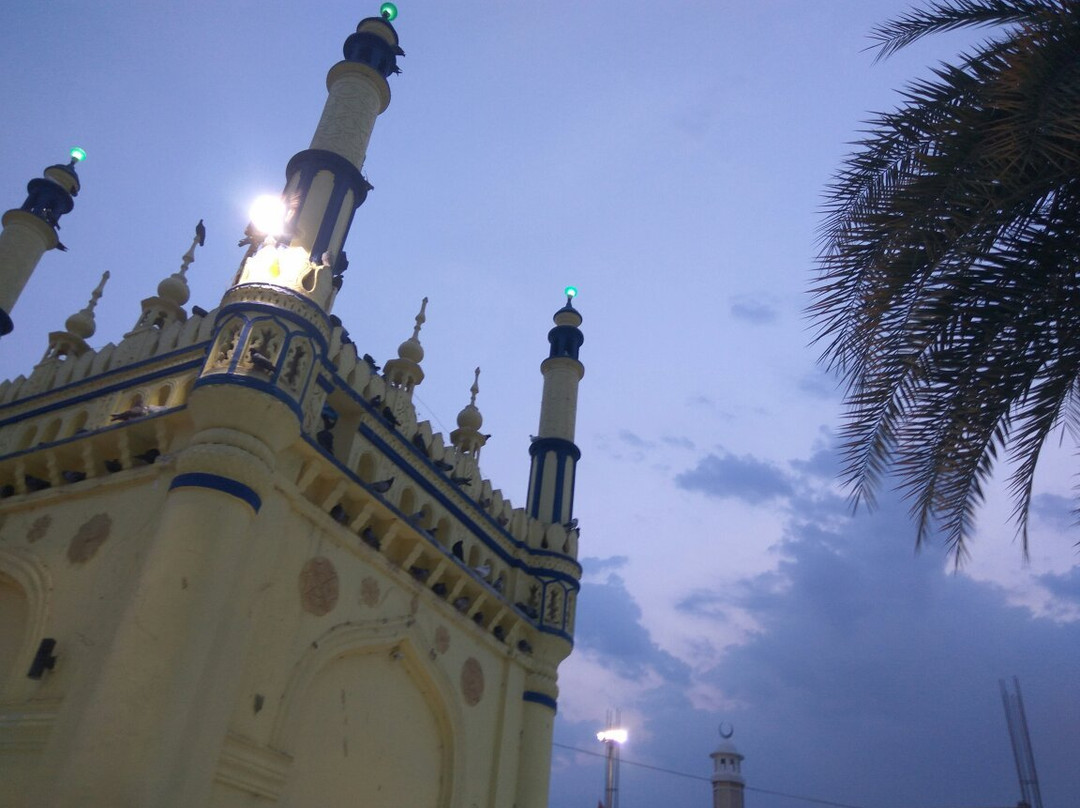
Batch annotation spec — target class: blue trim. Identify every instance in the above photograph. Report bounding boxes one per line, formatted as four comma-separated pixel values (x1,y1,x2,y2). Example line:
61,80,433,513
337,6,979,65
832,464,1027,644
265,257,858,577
216,294,330,353
526,437,580,522
0,307,12,336
528,436,580,461
316,375,334,393
284,149,371,261
193,373,305,424
547,324,584,361
551,453,568,524
170,472,262,512
523,691,557,712
0,354,205,429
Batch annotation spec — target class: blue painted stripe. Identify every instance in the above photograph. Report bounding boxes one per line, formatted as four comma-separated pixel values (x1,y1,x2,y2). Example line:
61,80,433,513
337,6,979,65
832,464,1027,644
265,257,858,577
523,691,558,712
193,373,305,423
170,472,262,512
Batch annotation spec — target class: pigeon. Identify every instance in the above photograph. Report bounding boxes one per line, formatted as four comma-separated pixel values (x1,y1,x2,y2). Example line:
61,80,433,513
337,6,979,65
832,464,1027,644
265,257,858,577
369,395,383,408
409,565,430,582
363,353,381,373
453,597,470,612
409,508,426,522
249,348,276,374
361,526,381,549
110,403,158,422
563,517,579,531
479,497,492,508
62,470,87,484
104,458,123,473
370,477,394,494
496,514,509,527
195,218,206,247
493,576,505,594
451,475,473,486
381,406,401,428
411,432,429,456
434,458,454,472
24,475,50,492
316,429,334,452
492,626,506,642
329,504,349,524
0,485,14,498
472,612,485,625
134,448,160,465
473,562,492,579
191,305,209,318
432,582,448,597
452,541,464,560
517,639,533,654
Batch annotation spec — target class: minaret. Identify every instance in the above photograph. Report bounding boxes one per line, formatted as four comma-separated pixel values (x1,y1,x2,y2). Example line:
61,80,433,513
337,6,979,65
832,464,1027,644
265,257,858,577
450,367,488,457
41,271,109,363
232,8,403,313
526,287,585,526
0,149,83,336
711,726,746,808
34,12,403,807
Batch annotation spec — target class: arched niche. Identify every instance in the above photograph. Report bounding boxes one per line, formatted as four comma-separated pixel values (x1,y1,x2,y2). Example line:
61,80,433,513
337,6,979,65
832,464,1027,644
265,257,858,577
0,548,51,699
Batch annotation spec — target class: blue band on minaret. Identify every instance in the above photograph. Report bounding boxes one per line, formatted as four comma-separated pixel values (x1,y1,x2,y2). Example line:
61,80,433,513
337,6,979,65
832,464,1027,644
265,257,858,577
527,437,580,522
284,149,372,261
547,324,583,361
170,472,262,513
0,308,12,336
522,691,557,712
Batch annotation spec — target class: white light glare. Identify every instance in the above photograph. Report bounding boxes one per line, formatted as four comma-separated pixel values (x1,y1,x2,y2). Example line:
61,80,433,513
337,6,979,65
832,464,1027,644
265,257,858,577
249,194,288,237
596,729,628,744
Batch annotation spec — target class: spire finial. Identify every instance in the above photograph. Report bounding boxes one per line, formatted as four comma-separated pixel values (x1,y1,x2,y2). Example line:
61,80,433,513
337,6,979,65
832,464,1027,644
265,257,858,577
411,296,428,340
178,219,207,280
64,270,110,340
470,366,480,406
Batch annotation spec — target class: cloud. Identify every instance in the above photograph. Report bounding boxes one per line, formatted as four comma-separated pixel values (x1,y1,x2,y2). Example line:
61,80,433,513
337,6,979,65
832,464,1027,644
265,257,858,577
618,429,652,449
660,435,695,450
675,451,794,504
729,294,778,324
1032,492,1076,531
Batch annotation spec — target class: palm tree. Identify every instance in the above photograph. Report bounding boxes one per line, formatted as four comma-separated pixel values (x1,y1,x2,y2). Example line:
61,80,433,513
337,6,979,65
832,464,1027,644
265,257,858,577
812,0,1080,560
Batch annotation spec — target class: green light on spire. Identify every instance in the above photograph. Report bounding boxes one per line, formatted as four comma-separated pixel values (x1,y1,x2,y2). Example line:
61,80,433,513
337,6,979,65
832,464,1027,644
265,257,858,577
69,146,87,163
380,2,398,20
564,285,578,299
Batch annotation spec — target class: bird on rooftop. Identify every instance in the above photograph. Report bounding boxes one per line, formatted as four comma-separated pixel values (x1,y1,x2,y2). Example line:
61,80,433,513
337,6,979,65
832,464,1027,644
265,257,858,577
24,475,50,492
361,526,381,549
195,218,206,247
409,565,430,582
453,597,470,612
432,582,448,597
517,639,533,654
316,429,334,452
451,475,472,486
452,541,464,560
473,562,492,579
104,458,123,473
492,626,506,642
434,458,454,472
110,403,162,422
0,485,14,498
412,432,429,456
369,394,383,408
381,406,401,428
363,353,380,373
563,517,579,531
329,504,349,524
61,470,86,484
134,448,160,465
191,305,209,318
249,348,276,374
370,477,395,494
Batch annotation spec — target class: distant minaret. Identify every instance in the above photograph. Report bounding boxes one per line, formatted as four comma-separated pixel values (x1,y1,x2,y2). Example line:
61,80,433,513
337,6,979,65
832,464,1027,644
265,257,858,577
0,150,83,336
711,725,746,808
233,8,403,312
526,288,584,525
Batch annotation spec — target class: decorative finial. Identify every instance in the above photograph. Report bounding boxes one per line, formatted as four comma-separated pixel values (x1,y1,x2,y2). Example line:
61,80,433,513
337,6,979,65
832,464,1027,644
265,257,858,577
64,271,109,340
89,270,109,309
411,296,428,340
470,367,480,406
178,219,206,279
380,2,398,21
719,722,734,740
69,146,87,166
564,285,578,306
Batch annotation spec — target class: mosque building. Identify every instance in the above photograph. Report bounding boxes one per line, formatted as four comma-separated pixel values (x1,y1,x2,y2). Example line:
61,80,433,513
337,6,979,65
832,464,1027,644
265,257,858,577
0,7,586,807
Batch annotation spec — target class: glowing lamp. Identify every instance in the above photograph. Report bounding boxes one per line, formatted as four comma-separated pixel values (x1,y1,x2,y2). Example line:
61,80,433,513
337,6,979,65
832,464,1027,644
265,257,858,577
380,2,398,20
69,146,87,163
564,285,578,298
249,194,288,237
596,729,628,744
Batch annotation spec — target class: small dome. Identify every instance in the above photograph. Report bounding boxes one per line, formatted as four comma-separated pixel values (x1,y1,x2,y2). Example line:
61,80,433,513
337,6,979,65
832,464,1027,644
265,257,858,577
65,308,96,339
397,334,424,363
457,402,482,431
158,271,191,306
553,302,582,328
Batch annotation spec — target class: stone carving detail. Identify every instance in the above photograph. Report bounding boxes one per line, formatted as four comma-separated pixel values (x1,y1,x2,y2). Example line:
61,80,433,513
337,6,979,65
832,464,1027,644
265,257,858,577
461,657,484,706
434,625,450,655
210,318,243,369
26,514,52,543
299,556,339,616
359,575,380,607
67,513,112,564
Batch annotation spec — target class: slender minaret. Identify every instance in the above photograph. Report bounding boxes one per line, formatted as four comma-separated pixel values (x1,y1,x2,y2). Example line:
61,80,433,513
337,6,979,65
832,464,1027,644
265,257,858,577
527,288,585,526
711,726,746,808
232,9,403,312
0,150,82,336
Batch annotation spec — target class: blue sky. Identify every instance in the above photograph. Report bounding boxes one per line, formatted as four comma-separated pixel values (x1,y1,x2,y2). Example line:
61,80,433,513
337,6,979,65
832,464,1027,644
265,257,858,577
2,3,1078,807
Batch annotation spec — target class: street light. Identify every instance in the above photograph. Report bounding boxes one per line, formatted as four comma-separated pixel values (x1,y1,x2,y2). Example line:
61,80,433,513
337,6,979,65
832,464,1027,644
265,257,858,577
597,719,628,808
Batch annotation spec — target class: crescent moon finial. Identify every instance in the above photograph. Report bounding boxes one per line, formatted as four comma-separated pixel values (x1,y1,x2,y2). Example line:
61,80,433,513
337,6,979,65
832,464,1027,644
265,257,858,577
719,722,734,739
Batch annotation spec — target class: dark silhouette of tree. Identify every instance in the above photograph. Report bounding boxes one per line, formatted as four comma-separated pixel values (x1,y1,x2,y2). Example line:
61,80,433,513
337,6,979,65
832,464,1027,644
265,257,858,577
812,0,1080,560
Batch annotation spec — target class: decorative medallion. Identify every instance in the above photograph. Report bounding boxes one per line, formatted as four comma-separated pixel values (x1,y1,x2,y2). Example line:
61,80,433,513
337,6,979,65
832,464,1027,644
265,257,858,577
67,513,111,564
461,657,484,706
434,625,450,655
299,556,339,616
360,575,380,607
26,514,52,543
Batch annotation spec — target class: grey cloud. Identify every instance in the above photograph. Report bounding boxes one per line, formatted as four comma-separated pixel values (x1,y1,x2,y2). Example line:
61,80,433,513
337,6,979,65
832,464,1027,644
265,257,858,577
675,452,794,504
729,295,778,324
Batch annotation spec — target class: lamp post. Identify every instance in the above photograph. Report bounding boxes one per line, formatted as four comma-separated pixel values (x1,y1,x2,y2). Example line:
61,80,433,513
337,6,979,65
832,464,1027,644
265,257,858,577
596,725,628,808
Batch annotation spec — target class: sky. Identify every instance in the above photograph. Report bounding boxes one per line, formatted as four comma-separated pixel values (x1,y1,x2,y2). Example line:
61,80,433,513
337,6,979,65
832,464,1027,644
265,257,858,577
2,3,1078,808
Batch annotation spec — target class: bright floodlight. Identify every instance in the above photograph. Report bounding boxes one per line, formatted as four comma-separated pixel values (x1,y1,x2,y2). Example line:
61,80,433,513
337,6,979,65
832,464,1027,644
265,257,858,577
69,146,87,163
249,194,288,237
565,285,578,298
597,728,628,744
380,2,398,20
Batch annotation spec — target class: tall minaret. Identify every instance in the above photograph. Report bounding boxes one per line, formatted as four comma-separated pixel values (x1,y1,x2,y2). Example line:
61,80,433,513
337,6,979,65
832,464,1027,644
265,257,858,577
527,288,585,526
233,8,403,312
711,726,746,808
0,149,83,336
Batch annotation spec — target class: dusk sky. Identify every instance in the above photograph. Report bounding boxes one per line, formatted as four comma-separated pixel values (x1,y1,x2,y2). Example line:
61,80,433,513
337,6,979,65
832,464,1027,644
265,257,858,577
2,3,1078,807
